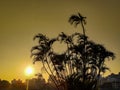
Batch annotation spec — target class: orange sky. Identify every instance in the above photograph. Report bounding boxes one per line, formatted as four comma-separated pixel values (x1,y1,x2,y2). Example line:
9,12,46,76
0,0,120,82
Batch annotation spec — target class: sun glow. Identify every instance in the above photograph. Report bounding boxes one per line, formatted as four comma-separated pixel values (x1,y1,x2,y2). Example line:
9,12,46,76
25,66,34,76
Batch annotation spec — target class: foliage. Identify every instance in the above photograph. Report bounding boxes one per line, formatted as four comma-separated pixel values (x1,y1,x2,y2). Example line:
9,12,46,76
0,80,10,90
31,13,115,90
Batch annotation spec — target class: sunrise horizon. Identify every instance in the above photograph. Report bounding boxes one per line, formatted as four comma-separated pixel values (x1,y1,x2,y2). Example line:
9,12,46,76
0,1,120,88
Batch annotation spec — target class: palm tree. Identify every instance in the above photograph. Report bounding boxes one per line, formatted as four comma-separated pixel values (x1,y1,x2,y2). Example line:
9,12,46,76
31,33,60,90
69,13,86,36
31,32,115,90
69,13,87,85
84,41,115,89
31,13,115,90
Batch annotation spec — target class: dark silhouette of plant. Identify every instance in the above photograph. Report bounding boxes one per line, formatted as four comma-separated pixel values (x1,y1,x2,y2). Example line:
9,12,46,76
67,13,115,90
10,79,26,90
69,12,86,35
0,80,10,90
31,13,115,90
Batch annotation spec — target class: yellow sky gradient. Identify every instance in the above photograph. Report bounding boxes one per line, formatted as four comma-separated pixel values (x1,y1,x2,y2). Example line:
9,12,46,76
0,0,120,82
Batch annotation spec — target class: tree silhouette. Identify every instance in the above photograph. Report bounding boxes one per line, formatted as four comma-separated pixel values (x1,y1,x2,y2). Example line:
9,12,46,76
31,13,115,90
68,13,115,90
0,80,10,90
10,79,25,90
69,12,86,36
69,13,87,86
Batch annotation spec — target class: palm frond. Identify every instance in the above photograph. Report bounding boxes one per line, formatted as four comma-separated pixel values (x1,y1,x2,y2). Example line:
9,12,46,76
101,66,110,74
69,15,80,24
31,45,43,52
69,13,87,27
78,12,87,24
48,38,57,46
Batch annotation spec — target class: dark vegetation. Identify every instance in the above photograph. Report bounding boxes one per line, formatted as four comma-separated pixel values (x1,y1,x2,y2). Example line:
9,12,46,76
1,73,120,90
31,13,115,90
0,77,57,90
0,79,25,90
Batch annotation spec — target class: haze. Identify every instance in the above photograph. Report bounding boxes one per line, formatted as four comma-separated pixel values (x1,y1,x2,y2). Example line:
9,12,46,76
0,0,120,82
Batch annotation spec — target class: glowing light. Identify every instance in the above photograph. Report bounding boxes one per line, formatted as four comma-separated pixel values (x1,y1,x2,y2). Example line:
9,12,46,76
25,66,34,76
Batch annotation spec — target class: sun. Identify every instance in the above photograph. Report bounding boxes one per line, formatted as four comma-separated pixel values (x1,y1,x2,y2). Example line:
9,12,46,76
25,66,34,76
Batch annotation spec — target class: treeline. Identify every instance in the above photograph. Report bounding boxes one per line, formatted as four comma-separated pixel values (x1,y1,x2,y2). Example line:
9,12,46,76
0,79,26,90
0,75,57,90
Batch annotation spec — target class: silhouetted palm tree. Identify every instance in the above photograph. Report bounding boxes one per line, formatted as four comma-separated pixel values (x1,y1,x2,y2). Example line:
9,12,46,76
69,13,88,85
31,13,115,90
31,32,115,90
31,33,60,90
69,13,86,36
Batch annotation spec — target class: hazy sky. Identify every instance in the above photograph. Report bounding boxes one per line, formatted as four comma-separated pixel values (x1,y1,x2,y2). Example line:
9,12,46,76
0,0,120,82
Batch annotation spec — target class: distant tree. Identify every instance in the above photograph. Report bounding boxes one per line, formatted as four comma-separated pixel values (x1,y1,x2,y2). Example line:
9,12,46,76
0,80,10,90
10,79,25,90
31,13,115,90
35,73,46,88
27,73,46,90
